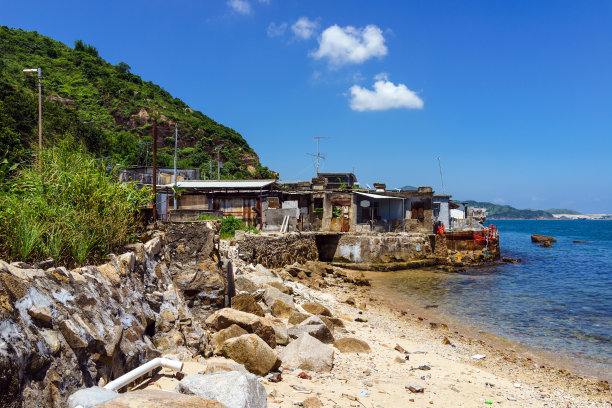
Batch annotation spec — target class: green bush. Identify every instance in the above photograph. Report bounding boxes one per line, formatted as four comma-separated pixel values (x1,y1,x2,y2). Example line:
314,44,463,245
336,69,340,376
219,215,259,239
0,143,151,266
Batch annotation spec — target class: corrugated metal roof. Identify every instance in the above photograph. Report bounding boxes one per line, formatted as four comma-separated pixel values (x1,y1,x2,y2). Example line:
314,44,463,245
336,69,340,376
355,192,406,200
158,180,275,189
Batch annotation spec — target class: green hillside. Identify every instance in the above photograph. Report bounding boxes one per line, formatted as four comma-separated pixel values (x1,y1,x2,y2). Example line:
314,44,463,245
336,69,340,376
0,26,274,179
546,208,582,215
461,200,559,219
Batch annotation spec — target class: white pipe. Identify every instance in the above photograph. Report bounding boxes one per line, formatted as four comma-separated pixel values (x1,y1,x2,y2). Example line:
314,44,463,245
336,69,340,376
103,357,183,391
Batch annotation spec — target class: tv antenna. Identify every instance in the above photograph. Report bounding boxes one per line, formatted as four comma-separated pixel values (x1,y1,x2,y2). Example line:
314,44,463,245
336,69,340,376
307,136,329,176
437,156,445,194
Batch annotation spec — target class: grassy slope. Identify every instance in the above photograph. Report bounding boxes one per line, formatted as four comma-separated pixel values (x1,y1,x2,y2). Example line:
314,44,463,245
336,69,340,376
0,26,274,179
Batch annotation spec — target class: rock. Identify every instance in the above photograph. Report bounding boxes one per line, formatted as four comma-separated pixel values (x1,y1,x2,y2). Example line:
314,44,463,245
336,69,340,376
266,281,291,294
278,333,334,373
301,302,331,317
40,329,61,355
394,356,407,364
303,397,323,408
177,371,267,408
359,303,367,311
203,361,248,375
234,276,257,294
288,315,334,344
144,236,163,258
502,257,521,263
67,386,118,408
205,308,277,348
288,311,310,325
59,319,89,349
97,389,226,407
539,241,552,248
270,299,296,318
221,334,281,376
27,305,52,324
211,324,249,355
317,315,335,333
333,337,371,353
231,293,264,317
531,234,556,243
344,296,356,306
326,317,345,328
265,318,289,346
442,337,452,345
263,286,294,308
36,259,54,270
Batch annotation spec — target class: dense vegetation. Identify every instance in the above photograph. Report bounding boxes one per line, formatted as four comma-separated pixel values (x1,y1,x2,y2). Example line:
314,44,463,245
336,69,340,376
0,26,275,179
0,144,151,266
198,214,259,239
461,200,580,219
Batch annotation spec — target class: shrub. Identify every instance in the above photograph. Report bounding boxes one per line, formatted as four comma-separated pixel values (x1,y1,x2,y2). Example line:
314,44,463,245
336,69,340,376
0,143,151,266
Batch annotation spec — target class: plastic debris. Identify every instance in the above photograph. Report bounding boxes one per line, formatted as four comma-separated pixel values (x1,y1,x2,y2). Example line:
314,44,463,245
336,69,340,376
360,390,370,397
471,354,486,360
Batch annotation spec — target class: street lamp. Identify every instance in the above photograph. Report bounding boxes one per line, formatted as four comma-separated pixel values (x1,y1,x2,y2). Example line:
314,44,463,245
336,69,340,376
23,68,42,151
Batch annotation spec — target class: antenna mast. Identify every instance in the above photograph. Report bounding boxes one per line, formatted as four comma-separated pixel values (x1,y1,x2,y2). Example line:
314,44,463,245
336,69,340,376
307,137,329,176
437,156,445,194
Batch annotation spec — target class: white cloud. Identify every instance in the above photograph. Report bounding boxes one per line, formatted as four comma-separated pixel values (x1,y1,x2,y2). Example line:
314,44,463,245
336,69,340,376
291,17,319,40
349,73,424,112
311,24,387,66
227,0,251,14
267,22,287,37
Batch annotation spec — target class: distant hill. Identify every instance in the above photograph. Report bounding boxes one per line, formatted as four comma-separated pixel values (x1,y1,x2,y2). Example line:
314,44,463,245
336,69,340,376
546,208,582,215
0,26,274,179
461,200,570,220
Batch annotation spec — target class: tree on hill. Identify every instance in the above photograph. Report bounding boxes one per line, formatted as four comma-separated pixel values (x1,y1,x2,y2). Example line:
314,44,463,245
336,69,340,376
0,26,274,179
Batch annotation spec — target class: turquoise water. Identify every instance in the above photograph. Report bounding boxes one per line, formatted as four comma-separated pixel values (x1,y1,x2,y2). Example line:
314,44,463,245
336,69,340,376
378,220,612,378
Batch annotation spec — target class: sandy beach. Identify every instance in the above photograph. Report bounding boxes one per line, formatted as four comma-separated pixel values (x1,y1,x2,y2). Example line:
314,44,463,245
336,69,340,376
138,267,611,408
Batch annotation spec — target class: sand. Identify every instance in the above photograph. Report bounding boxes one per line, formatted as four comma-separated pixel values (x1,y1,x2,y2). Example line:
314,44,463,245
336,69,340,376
138,268,611,408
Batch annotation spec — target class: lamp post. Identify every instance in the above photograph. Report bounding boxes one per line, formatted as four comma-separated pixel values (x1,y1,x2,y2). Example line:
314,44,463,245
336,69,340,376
23,68,42,151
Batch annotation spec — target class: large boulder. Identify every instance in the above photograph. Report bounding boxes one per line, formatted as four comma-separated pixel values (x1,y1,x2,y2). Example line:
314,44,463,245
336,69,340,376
333,337,371,353
177,371,267,408
301,302,332,317
230,293,264,317
288,315,334,344
211,324,249,355
270,299,296,318
221,334,281,376
264,317,289,346
279,333,334,372
97,389,226,407
205,308,277,348
262,287,294,308
288,311,310,325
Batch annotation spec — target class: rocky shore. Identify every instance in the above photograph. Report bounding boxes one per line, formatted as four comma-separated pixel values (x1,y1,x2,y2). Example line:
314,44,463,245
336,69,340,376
1,223,610,407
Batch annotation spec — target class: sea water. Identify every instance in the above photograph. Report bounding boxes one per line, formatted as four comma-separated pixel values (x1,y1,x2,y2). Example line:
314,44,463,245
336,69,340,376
372,220,612,379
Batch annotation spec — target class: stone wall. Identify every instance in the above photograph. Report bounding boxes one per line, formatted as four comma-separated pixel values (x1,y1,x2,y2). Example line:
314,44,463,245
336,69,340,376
332,233,432,264
0,221,223,408
238,233,318,269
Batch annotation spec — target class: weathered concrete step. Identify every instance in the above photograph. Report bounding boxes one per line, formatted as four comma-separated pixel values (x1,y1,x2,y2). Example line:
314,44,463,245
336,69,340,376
331,258,437,271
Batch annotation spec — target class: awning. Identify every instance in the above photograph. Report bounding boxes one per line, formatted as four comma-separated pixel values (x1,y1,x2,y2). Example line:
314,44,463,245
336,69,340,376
355,192,406,200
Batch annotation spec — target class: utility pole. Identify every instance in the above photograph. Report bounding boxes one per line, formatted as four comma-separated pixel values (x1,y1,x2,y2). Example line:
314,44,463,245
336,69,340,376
173,123,178,210
23,68,42,163
152,120,157,221
437,156,445,194
215,146,223,180
307,136,329,176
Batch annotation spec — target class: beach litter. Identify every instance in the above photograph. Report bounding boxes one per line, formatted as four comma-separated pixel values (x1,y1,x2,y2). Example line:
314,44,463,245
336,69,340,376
406,384,425,393
471,354,486,360
359,390,370,397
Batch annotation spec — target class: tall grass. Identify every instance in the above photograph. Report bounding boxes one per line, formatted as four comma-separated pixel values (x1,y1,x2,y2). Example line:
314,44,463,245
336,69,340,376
0,144,151,266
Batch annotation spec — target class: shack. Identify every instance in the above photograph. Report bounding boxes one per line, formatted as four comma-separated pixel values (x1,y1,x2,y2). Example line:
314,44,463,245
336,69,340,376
156,180,281,224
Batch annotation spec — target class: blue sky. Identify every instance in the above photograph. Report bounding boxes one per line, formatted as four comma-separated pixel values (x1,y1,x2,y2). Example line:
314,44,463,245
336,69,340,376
2,0,611,213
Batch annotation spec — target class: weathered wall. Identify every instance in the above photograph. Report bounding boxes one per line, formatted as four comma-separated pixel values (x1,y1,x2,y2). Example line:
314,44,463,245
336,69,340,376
238,233,318,268
332,233,432,264
0,222,223,408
